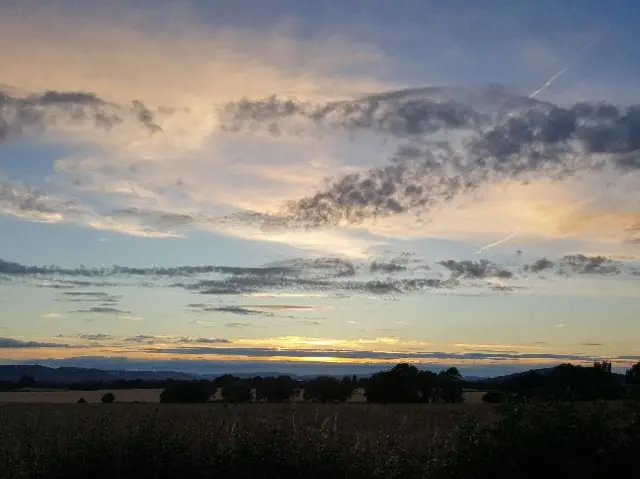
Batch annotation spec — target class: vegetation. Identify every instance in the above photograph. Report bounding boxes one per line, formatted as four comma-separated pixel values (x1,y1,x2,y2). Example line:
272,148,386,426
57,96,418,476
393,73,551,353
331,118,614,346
365,364,464,403
0,401,639,478
254,376,298,402
627,361,640,385
101,392,115,403
471,360,628,403
159,380,213,403
220,381,253,403
303,376,354,402
2,360,638,406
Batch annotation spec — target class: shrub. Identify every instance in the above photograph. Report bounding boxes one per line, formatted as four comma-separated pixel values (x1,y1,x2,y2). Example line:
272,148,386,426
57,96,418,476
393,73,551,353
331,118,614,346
77,397,87,404
101,392,115,403
482,390,504,404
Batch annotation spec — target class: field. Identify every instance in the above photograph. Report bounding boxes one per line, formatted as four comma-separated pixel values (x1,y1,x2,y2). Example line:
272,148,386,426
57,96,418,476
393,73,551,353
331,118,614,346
0,388,163,403
0,388,485,404
0,400,639,478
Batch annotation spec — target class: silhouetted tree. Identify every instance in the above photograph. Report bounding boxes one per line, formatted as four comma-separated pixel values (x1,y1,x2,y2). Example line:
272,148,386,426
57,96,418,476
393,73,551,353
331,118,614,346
101,392,115,403
438,367,464,403
221,381,253,403
365,364,421,403
77,397,87,404
304,376,353,402
160,380,214,403
212,374,240,389
626,361,640,385
594,360,612,374
255,376,296,402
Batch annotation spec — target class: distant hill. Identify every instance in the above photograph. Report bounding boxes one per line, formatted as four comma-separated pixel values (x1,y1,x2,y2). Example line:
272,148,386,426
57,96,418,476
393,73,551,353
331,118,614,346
468,365,626,387
0,365,196,383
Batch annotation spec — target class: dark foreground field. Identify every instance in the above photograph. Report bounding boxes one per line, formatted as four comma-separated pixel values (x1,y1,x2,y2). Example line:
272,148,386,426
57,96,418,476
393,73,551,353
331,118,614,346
1,401,639,478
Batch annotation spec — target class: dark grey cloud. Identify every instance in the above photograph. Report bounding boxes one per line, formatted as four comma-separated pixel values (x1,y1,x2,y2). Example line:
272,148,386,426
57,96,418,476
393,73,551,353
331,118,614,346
77,334,114,341
219,87,640,228
121,334,232,345
439,260,513,279
219,87,499,139
138,345,600,362
63,291,110,297
203,306,274,317
524,258,556,273
0,337,73,348
370,261,407,274
0,257,298,278
110,207,194,229
560,254,621,275
0,88,161,143
123,335,157,344
71,306,131,315
524,255,625,276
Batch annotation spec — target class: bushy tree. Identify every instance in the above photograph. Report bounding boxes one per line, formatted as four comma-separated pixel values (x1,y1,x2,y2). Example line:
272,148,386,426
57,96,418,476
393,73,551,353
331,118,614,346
255,376,297,402
77,397,87,404
437,367,464,403
365,364,464,403
365,363,421,403
160,380,214,403
101,392,115,403
304,376,353,402
626,361,640,385
221,381,253,403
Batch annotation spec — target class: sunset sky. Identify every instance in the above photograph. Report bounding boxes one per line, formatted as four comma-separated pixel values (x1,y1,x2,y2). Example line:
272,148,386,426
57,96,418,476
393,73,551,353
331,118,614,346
0,0,638,377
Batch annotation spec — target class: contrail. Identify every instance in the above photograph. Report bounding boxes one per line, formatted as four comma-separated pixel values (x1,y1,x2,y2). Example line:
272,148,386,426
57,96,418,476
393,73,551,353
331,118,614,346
528,38,598,99
473,232,518,255
529,66,569,98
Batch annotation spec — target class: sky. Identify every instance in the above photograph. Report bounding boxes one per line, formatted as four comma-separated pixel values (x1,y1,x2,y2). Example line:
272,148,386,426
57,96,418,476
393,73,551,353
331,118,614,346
0,0,638,377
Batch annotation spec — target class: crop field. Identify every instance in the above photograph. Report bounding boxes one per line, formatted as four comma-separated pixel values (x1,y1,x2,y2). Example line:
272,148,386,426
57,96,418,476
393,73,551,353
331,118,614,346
0,401,639,478
0,388,484,404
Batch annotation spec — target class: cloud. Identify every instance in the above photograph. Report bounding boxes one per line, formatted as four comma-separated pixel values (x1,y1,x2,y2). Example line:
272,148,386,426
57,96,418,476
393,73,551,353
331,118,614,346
0,181,181,238
71,306,131,315
525,258,556,273
42,313,63,319
0,337,73,348
0,89,160,145
439,260,513,279
3,253,637,304
135,344,601,363
0,4,636,260
121,335,232,345
524,254,626,276
560,254,621,275
216,87,640,232
203,306,274,317
225,322,254,329
78,334,114,341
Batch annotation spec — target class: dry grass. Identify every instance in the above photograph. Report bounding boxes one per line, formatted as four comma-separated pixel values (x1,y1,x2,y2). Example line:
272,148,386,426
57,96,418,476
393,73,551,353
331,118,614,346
0,389,163,403
0,387,479,404
0,401,638,478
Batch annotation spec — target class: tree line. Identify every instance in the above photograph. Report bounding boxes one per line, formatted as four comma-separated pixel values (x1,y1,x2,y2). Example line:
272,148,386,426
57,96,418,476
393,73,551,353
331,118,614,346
4,360,640,403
